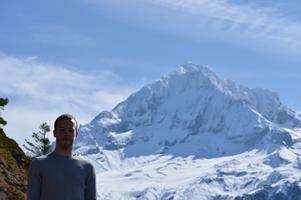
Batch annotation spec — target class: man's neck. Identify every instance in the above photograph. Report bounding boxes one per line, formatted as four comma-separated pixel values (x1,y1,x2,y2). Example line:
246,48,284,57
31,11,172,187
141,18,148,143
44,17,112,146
54,146,73,157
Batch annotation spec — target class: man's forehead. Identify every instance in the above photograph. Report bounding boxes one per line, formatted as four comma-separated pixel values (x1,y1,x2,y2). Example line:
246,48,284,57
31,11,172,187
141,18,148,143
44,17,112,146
56,118,77,126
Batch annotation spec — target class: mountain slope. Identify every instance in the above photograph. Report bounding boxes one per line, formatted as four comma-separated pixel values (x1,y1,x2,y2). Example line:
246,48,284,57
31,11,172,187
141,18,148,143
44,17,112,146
74,64,301,199
75,64,301,158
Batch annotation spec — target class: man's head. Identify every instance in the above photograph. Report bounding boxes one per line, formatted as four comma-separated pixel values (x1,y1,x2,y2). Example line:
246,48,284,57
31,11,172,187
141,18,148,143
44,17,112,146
53,114,78,149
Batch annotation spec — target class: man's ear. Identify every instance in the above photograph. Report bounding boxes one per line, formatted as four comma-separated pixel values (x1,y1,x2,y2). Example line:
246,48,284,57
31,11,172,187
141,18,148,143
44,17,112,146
53,130,57,138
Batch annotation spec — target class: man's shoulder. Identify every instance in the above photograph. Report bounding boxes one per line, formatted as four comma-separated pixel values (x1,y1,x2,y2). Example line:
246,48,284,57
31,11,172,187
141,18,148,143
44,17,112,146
33,152,52,162
73,156,95,169
36,153,50,160
29,153,52,170
73,155,92,164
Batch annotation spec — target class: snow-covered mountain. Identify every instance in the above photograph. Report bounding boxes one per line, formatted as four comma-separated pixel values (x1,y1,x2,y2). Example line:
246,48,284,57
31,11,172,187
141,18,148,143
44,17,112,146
74,64,301,199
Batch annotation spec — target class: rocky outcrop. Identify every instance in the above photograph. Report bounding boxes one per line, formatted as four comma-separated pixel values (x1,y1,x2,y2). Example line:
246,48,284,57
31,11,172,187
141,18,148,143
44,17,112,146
0,128,30,200
234,181,301,200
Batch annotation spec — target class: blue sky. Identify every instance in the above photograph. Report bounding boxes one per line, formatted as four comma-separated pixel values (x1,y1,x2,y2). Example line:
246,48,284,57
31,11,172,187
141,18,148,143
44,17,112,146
1,0,301,145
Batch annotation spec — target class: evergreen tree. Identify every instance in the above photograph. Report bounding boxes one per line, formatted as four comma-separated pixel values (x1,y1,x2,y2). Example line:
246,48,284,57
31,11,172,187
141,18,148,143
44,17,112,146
23,122,52,157
0,98,8,126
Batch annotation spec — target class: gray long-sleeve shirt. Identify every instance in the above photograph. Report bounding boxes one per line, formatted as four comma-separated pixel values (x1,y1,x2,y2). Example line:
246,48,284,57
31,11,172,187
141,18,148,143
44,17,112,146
27,152,96,200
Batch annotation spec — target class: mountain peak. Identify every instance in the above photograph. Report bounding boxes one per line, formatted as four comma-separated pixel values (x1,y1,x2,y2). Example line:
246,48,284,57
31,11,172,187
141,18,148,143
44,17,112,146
175,63,212,74
165,63,227,93
75,64,301,158
171,63,222,82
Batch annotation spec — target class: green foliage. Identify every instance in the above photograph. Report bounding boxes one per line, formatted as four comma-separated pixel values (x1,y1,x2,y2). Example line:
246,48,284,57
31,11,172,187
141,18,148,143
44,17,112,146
0,98,8,106
0,98,8,126
23,122,52,158
0,98,30,167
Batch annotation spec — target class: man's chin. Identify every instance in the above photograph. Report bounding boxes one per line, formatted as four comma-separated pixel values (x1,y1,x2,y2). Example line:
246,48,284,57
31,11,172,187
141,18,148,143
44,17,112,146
59,142,73,149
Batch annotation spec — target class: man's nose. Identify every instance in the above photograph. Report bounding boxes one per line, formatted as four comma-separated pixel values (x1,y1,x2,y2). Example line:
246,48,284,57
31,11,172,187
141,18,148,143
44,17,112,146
61,130,69,135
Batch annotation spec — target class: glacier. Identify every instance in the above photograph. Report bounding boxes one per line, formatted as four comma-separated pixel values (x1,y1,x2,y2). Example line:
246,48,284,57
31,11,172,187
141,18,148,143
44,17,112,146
74,64,301,199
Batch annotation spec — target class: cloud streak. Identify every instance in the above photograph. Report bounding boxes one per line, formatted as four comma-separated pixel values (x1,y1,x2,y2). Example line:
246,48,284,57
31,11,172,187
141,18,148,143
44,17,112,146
150,0,301,44
89,0,301,54
0,54,137,146
152,0,301,48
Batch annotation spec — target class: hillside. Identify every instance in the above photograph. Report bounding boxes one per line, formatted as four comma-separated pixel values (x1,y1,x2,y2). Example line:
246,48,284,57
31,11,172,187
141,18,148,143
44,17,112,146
0,128,30,200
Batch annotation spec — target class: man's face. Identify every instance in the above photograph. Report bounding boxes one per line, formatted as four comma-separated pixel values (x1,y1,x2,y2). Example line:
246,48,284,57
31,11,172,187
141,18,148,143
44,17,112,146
54,118,77,149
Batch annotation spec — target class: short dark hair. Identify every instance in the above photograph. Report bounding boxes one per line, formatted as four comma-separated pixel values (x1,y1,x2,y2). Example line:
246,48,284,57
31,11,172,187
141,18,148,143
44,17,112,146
54,114,78,131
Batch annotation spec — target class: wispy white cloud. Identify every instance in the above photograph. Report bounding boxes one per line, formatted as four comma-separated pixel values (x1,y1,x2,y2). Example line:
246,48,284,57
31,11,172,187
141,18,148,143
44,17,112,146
148,0,301,45
0,54,137,146
87,0,301,53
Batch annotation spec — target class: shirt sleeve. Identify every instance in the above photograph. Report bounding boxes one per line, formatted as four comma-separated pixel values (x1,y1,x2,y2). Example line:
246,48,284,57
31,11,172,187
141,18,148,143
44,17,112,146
27,159,42,200
85,163,97,200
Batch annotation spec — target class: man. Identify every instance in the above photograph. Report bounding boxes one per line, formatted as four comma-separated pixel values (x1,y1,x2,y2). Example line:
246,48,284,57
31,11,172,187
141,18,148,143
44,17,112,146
27,114,96,200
